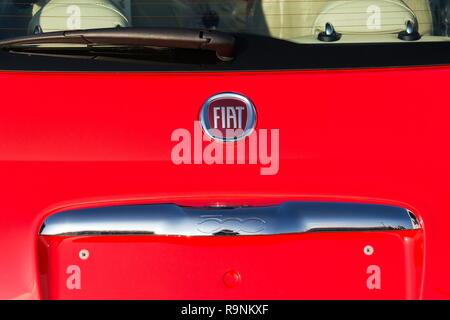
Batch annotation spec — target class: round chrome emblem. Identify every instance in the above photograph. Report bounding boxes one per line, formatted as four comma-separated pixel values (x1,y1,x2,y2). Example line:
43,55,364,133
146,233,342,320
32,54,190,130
200,93,257,142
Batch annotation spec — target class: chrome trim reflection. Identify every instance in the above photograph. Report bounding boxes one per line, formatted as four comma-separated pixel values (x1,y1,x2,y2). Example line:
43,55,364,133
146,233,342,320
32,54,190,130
39,202,420,237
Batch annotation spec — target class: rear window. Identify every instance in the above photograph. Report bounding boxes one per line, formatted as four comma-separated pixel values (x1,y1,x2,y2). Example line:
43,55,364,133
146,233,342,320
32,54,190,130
0,0,449,43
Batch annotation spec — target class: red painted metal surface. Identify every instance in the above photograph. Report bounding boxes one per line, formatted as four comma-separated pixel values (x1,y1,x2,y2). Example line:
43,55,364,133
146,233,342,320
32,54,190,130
39,231,423,299
0,66,449,299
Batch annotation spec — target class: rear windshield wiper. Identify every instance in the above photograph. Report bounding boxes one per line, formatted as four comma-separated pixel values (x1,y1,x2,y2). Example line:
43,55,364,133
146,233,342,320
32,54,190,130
0,27,235,61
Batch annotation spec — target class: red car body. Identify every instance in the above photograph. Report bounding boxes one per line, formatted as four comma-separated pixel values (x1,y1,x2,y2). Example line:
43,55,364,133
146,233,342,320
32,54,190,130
0,65,449,299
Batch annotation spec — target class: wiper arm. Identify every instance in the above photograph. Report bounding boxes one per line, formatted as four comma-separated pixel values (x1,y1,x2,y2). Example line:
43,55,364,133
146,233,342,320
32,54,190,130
0,27,235,61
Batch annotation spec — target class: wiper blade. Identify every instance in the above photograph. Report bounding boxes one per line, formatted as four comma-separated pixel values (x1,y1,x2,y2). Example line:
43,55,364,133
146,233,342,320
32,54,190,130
0,27,235,61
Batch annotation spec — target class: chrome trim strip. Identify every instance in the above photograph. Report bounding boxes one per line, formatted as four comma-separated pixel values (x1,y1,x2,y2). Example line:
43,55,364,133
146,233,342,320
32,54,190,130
39,202,420,236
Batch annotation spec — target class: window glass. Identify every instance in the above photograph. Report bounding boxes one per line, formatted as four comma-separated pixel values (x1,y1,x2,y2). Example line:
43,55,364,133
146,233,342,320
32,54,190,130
0,0,449,43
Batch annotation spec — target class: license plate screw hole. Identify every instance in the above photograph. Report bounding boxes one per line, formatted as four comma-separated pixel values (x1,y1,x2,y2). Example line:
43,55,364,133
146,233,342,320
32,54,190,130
364,245,374,256
79,249,90,260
